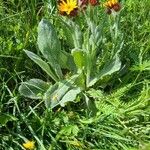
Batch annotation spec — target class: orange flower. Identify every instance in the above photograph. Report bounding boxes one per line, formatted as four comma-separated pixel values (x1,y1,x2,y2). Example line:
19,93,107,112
104,0,121,14
58,0,100,16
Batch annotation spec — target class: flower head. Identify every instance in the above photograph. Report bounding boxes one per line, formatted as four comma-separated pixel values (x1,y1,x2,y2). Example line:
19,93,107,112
104,0,121,14
23,141,35,150
79,0,99,7
78,0,88,9
58,0,78,16
89,0,99,6
78,0,88,6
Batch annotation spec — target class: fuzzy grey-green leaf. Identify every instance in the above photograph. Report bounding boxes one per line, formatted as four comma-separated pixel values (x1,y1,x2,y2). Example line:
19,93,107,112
60,87,81,107
37,19,62,79
44,75,79,108
19,79,50,99
88,55,121,87
25,50,59,81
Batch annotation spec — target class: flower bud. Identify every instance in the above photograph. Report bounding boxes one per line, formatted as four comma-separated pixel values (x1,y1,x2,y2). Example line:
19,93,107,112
89,0,99,6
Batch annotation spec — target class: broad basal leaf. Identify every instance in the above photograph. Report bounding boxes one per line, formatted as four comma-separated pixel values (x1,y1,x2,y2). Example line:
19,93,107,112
37,19,62,79
19,79,50,99
88,55,121,87
44,75,79,109
44,80,71,108
25,50,59,82
60,87,81,107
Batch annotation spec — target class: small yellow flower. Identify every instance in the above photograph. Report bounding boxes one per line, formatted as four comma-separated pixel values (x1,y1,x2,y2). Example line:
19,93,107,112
23,141,35,150
58,0,78,15
52,94,58,101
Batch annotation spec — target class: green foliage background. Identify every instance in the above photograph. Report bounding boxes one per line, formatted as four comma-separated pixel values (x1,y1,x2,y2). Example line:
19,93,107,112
0,0,150,149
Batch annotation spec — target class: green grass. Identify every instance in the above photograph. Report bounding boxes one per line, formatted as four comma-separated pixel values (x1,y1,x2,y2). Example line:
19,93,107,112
0,0,150,150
